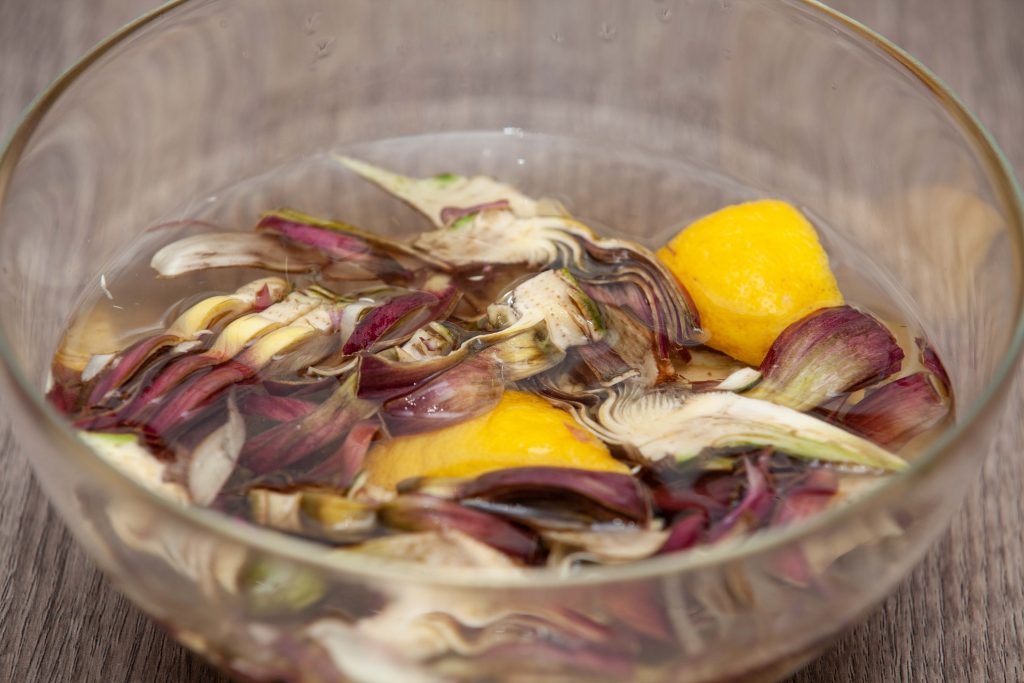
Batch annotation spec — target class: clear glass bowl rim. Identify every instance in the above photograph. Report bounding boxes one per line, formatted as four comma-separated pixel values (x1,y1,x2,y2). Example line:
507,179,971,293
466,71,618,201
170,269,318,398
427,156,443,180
1,0,1022,589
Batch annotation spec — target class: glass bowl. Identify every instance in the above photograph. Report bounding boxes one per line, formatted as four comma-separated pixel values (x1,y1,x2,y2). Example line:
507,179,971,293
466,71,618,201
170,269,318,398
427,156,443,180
1,1,1021,681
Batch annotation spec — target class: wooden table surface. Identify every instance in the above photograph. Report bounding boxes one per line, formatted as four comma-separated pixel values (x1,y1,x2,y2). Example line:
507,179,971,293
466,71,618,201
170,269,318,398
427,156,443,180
1,1,1022,681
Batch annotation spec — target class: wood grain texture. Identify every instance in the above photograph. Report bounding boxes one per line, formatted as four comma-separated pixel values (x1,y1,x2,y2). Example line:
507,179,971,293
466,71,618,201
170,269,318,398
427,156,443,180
0,1,1021,681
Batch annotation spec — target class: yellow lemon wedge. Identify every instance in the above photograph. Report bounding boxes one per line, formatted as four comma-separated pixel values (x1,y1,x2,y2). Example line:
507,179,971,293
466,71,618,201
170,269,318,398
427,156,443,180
658,199,843,367
362,391,628,490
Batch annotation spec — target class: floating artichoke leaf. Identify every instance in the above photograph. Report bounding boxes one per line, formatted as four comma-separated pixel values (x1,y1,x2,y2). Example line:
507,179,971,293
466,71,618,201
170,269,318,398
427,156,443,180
342,275,459,354
351,270,598,398
744,306,904,411
356,351,465,400
771,468,839,526
576,341,640,387
335,155,543,225
354,319,559,401
416,209,571,266
338,157,703,350
586,386,907,471
342,291,442,354
489,269,603,351
257,209,426,283
839,372,949,449
170,277,291,336
576,238,705,358
151,232,330,278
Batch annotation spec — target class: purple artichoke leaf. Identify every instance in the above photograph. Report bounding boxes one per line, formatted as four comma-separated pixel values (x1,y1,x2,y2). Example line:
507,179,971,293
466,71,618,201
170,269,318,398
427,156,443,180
771,468,839,526
455,467,652,527
355,350,467,400
382,355,504,436
146,360,252,434
576,238,705,351
341,284,459,355
297,419,381,491
650,483,725,518
658,513,706,554
916,336,953,396
117,352,225,425
745,306,904,412
838,371,950,449
258,208,451,278
47,381,81,415
706,452,774,542
239,393,318,422
261,377,338,397
240,374,377,474
379,494,541,563
576,341,640,387
86,333,178,407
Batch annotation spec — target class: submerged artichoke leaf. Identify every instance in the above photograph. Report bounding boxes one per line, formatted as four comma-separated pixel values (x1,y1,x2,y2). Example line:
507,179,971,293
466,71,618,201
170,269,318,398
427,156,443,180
543,527,670,563
187,391,245,506
455,467,652,527
79,430,190,503
341,530,520,570
380,494,541,562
